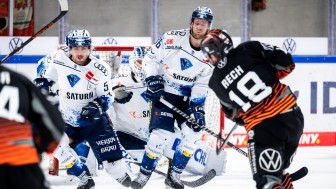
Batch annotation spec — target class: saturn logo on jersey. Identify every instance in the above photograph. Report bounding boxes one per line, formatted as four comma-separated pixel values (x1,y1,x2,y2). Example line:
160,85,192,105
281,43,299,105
180,58,193,70
67,74,80,87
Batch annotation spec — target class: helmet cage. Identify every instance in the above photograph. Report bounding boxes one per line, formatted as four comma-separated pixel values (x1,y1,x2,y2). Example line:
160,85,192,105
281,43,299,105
129,47,147,81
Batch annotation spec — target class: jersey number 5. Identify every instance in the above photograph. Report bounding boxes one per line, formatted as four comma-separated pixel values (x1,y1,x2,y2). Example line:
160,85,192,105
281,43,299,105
227,71,272,112
0,86,24,122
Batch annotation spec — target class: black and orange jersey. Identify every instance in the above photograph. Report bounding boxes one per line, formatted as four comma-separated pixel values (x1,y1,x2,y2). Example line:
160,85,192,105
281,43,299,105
209,41,296,132
0,66,64,166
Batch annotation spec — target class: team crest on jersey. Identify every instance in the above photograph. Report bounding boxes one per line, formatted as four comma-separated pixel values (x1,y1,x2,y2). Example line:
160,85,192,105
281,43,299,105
67,74,80,87
180,58,193,71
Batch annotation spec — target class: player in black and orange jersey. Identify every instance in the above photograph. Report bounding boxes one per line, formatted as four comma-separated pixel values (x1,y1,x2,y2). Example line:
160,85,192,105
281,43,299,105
0,65,64,189
200,29,304,189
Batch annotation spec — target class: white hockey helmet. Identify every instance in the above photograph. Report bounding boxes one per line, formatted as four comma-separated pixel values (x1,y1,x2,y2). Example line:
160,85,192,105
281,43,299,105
129,46,147,81
190,6,214,26
65,29,92,49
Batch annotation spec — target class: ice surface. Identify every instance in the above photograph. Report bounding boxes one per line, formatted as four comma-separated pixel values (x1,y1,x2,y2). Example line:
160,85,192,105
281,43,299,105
46,146,336,189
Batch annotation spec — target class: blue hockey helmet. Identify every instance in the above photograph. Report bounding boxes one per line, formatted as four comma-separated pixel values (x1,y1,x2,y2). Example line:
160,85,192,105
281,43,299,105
129,46,147,81
191,6,213,25
66,29,92,49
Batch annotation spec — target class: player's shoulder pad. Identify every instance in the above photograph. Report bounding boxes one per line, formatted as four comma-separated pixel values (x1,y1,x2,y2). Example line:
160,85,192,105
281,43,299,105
156,28,189,50
90,56,111,78
165,29,188,37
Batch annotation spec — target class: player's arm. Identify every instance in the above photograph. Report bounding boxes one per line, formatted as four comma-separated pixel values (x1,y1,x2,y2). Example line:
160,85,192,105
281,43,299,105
190,66,213,105
257,41,295,79
26,78,65,153
185,67,213,131
143,33,168,77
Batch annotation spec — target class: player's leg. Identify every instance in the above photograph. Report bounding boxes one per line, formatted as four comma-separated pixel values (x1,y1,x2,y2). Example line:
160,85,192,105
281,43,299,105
165,123,202,189
53,135,94,189
1,164,49,189
164,131,227,176
86,114,132,187
131,99,176,189
280,106,304,188
247,109,303,189
131,129,173,189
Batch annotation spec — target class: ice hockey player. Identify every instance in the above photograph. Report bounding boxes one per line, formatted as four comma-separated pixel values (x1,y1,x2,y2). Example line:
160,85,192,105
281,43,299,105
34,29,133,189
0,64,65,189
200,29,304,189
111,47,227,178
36,50,99,177
130,6,217,189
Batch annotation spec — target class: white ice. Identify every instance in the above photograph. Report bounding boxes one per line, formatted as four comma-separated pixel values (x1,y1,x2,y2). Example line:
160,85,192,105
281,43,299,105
46,146,336,189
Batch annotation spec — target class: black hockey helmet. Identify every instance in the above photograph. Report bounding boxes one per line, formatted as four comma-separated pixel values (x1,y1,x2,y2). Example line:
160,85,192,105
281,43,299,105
200,29,233,66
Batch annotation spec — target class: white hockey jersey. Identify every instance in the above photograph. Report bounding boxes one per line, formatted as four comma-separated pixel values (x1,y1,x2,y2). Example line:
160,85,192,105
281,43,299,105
110,73,150,141
44,48,113,127
143,28,214,104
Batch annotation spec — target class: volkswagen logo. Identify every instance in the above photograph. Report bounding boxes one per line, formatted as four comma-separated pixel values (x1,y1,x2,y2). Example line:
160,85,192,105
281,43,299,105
282,38,296,54
102,37,118,45
259,149,282,172
9,38,24,53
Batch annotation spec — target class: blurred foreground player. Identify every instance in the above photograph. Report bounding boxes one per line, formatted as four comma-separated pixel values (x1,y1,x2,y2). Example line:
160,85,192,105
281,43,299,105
0,65,65,189
200,29,304,189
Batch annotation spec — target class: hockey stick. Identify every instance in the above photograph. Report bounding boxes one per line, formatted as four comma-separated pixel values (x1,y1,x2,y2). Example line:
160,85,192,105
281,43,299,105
0,0,69,64
130,162,216,188
159,96,248,157
215,123,238,155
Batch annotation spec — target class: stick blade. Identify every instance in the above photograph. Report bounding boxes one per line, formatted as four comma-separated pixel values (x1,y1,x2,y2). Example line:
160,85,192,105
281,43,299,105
58,0,69,11
181,169,216,188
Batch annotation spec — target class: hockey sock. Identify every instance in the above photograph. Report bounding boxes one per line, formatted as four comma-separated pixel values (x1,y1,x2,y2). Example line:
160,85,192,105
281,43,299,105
171,148,192,174
67,159,90,177
74,141,90,163
139,151,160,175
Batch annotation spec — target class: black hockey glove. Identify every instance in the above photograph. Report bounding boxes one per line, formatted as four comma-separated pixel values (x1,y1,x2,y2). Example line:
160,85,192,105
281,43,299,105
186,103,205,132
34,78,55,96
112,85,133,104
79,97,109,124
143,75,164,103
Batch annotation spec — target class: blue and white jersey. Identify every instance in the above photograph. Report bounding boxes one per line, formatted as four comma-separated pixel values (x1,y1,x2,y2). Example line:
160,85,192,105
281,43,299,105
110,73,150,141
143,28,214,104
44,48,113,127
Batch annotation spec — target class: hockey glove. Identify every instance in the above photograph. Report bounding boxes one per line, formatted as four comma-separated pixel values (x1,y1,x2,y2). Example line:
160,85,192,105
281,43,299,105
143,75,164,103
34,78,55,96
186,103,205,132
112,85,133,104
79,97,109,124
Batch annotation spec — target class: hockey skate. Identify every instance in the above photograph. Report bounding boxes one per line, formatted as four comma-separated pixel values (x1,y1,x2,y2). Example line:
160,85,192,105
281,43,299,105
77,173,95,189
165,167,184,189
130,172,151,189
116,173,132,187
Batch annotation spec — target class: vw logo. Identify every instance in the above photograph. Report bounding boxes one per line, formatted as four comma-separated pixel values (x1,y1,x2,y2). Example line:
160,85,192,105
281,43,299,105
259,149,282,172
9,38,24,53
102,37,118,45
282,38,296,54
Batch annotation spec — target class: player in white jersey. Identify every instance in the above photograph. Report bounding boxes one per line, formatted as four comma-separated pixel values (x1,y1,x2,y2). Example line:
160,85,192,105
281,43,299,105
111,47,227,179
34,29,132,189
130,7,223,189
